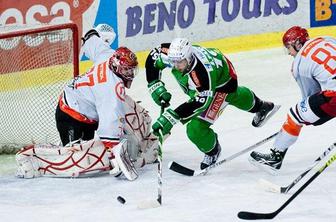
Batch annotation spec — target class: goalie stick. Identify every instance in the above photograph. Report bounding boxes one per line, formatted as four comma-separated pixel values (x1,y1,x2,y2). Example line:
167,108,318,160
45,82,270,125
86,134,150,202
137,104,164,209
259,144,335,193
238,143,336,220
168,132,279,176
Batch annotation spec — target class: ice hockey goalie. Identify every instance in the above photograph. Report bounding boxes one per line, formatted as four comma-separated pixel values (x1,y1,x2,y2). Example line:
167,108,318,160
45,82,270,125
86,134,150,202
16,95,158,181
15,24,158,181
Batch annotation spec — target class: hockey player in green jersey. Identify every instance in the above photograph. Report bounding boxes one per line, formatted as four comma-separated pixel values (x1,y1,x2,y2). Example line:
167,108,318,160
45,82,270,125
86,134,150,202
146,38,280,169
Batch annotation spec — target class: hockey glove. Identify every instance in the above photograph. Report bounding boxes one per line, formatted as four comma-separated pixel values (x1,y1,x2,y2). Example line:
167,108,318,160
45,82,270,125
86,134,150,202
152,109,180,136
148,80,172,108
82,24,116,47
94,24,116,46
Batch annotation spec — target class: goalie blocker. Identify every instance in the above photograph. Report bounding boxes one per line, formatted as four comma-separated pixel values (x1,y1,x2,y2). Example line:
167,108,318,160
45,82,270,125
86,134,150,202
16,96,158,180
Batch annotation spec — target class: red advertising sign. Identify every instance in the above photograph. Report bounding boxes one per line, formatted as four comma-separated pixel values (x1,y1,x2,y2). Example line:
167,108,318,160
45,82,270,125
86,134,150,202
0,0,94,34
0,0,94,74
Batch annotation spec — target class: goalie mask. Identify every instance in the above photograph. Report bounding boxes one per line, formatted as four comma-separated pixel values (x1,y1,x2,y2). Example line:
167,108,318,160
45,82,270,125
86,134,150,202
109,47,139,88
168,38,195,73
283,26,309,55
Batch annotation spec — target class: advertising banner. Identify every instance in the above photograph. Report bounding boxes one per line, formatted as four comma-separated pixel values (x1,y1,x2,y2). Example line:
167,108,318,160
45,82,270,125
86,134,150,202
0,0,118,57
310,0,336,27
117,0,309,51
1,0,334,54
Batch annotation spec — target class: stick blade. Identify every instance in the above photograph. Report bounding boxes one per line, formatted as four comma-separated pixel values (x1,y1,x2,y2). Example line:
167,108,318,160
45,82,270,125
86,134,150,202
168,161,194,176
258,178,281,193
137,199,161,209
237,211,276,220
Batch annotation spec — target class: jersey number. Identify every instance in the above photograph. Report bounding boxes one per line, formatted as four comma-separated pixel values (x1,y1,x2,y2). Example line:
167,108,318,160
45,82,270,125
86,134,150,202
206,49,223,69
75,62,108,88
302,38,336,75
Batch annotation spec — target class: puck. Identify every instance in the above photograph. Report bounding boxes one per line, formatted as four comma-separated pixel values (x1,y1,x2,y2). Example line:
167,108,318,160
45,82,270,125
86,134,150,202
117,196,126,204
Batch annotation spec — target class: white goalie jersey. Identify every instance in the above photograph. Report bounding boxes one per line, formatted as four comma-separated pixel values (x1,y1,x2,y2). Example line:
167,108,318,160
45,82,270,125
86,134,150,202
60,26,122,147
60,60,125,147
82,35,115,65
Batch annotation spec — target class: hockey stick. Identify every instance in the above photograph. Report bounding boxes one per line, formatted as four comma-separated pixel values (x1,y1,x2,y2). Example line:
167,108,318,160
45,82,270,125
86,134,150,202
168,132,279,176
259,144,335,193
157,124,164,204
238,143,336,220
137,104,164,209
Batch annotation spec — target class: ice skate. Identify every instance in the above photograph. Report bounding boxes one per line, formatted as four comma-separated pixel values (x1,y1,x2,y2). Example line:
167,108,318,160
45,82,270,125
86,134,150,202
200,140,222,170
249,149,287,174
252,102,280,127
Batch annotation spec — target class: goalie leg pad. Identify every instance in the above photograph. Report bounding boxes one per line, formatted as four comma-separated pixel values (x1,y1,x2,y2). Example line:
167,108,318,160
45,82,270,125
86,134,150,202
16,153,41,179
16,140,112,178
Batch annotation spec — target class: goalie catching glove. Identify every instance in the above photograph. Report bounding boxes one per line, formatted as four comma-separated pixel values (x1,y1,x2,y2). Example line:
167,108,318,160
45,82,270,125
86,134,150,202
148,80,172,108
152,109,180,136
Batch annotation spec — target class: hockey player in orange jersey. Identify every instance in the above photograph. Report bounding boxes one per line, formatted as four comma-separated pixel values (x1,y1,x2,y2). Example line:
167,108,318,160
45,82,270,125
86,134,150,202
249,26,336,173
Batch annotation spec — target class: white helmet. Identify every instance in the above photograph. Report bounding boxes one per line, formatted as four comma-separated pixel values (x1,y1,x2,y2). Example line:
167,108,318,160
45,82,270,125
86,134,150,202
95,23,116,46
168,38,194,65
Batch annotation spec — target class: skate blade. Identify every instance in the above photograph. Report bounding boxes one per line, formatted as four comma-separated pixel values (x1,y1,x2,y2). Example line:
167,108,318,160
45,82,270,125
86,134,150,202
255,104,281,128
248,156,280,175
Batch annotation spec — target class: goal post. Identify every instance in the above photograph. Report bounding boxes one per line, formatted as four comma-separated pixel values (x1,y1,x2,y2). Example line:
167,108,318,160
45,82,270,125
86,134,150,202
0,22,79,154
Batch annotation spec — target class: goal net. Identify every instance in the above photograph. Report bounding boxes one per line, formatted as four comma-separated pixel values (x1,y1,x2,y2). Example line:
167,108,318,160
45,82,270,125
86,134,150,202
0,23,79,154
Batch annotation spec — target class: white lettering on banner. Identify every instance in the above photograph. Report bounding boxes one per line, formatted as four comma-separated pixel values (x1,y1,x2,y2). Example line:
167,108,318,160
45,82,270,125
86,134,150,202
0,2,71,50
0,8,24,25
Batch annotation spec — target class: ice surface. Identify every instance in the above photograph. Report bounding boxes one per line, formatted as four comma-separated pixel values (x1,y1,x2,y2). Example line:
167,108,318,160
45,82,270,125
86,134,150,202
0,48,335,222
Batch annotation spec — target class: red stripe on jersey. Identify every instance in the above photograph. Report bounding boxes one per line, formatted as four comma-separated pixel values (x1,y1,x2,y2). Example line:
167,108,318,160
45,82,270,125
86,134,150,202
59,93,97,124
